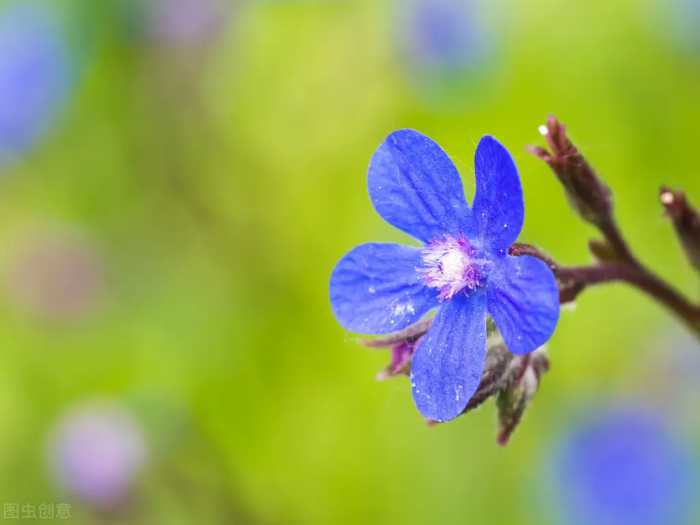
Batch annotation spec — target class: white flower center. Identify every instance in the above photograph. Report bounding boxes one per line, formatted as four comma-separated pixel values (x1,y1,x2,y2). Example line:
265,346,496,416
418,235,485,300
438,249,469,282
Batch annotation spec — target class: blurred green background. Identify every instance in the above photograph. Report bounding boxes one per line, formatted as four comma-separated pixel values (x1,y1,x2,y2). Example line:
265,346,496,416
0,0,698,523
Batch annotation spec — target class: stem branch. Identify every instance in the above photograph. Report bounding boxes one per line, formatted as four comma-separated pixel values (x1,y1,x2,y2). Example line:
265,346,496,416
527,115,700,340
510,243,700,338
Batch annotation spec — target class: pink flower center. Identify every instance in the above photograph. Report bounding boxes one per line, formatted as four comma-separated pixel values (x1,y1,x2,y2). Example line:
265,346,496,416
418,235,487,300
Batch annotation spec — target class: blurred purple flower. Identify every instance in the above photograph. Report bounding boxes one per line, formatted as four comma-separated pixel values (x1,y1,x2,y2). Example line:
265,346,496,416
329,130,559,422
398,0,493,77
114,0,229,50
6,233,105,321
0,2,73,164
149,0,230,48
48,402,148,509
550,406,697,525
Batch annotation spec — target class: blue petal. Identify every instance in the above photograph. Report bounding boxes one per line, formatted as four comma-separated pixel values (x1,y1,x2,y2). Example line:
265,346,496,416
367,129,473,243
487,255,559,355
410,291,487,421
472,136,524,252
329,243,438,334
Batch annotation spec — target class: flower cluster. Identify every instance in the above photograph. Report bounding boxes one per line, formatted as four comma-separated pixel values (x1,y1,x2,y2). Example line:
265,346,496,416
330,130,560,422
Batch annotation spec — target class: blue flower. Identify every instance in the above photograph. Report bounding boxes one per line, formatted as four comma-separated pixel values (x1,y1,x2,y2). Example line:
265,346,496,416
549,406,698,525
0,2,73,164
329,130,560,422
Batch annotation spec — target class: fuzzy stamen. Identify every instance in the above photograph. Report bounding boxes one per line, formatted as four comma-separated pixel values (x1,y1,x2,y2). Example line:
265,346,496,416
418,235,487,300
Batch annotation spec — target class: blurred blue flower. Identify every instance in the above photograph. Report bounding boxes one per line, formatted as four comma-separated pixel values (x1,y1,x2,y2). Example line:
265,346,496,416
48,402,148,509
396,0,500,107
0,2,73,164
399,0,492,74
669,0,700,51
550,406,697,525
329,130,559,422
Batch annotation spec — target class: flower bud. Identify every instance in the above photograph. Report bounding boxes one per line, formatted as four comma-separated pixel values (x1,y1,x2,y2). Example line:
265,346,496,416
362,318,431,380
588,238,619,262
463,334,513,412
659,186,700,273
496,347,549,446
528,116,613,228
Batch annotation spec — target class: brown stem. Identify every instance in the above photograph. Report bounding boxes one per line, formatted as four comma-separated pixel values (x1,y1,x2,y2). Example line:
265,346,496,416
597,219,639,267
528,116,700,339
